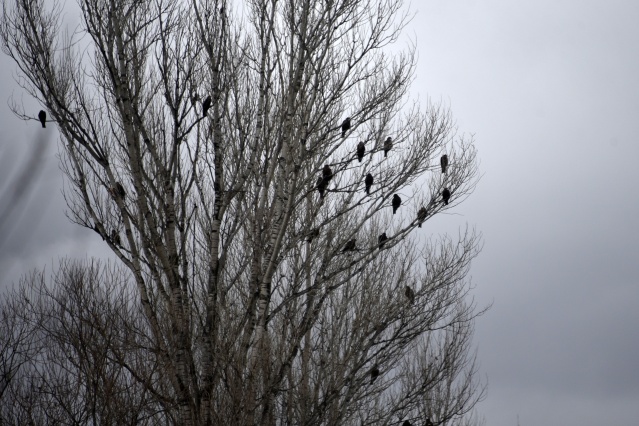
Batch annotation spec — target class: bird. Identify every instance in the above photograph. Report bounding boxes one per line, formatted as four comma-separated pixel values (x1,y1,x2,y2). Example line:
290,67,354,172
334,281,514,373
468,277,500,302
378,232,388,249
342,239,356,252
356,141,365,162
402,421,412,426
306,228,320,243
392,194,401,214
364,173,373,195
341,117,351,137
417,207,428,228
440,154,448,174
442,188,451,205
317,176,327,199
384,137,392,157
38,110,46,128
115,182,126,199
322,165,333,182
110,230,121,246
370,364,380,384
404,286,415,304
202,95,212,117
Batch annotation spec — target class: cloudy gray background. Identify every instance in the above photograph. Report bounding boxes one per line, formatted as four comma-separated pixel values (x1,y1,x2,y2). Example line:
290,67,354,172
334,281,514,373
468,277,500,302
1,1,638,425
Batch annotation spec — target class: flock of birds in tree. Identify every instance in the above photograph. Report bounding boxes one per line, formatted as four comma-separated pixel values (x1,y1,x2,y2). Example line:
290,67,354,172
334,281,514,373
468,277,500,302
318,116,452,253
36,107,448,418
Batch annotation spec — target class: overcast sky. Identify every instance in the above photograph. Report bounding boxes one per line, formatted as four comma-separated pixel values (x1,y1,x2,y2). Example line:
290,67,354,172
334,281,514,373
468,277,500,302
1,1,638,425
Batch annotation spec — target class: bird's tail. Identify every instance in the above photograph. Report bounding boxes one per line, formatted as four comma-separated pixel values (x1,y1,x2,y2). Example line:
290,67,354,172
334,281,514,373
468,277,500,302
42,122,46,128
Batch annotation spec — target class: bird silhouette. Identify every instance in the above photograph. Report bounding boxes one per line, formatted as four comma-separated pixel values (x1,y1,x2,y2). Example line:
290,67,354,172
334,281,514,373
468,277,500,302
384,137,392,157
442,188,451,205
110,230,121,246
356,142,365,162
306,228,320,243
115,182,126,200
404,286,415,304
365,173,373,195
370,365,380,384
440,154,448,174
402,421,412,426
341,117,351,137
322,165,333,182
392,194,401,214
342,239,356,252
378,232,388,249
317,176,327,199
38,110,46,128
202,95,212,117
417,207,428,228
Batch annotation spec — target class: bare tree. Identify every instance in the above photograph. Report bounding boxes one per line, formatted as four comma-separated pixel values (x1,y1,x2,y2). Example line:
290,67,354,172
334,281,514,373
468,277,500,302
1,0,484,425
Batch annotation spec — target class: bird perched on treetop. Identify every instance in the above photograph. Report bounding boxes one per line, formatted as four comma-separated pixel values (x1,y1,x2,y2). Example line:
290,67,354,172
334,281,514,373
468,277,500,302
322,165,333,182
384,137,392,157
341,117,351,138
404,286,415,304
202,95,212,117
370,364,380,384
342,239,356,252
440,154,449,174
442,188,451,205
402,420,412,426
356,141,365,162
38,110,46,128
364,173,373,195
392,194,401,214
417,207,428,228
378,232,388,249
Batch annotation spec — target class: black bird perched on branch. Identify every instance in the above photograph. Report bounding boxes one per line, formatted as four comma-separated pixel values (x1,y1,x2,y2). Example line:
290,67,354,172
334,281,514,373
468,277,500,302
110,230,121,246
316,176,327,199
384,137,392,157
306,228,320,243
342,239,356,252
417,207,427,227
378,232,388,249
38,110,46,128
442,188,451,205
202,95,212,117
322,165,333,182
402,421,412,426
115,182,126,200
364,173,373,195
404,286,415,304
370,365,380,384
440,154,448,174
356,141,365,162
341,117,351,137
392,194,401,214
